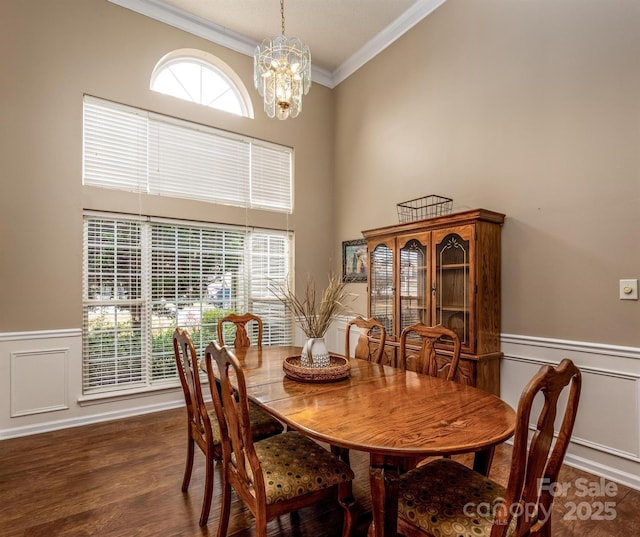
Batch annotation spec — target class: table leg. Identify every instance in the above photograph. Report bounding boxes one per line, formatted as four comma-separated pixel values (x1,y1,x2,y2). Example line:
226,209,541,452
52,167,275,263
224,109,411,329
368,454,400,537
473,446,495,476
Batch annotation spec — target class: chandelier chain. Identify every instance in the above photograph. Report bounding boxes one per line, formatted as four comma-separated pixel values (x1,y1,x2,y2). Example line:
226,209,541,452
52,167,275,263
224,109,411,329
280,0,285,36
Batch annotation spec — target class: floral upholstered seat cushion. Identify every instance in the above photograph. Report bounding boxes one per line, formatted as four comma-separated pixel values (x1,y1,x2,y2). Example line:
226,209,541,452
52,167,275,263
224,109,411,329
252,431,354,504
398,458,519,537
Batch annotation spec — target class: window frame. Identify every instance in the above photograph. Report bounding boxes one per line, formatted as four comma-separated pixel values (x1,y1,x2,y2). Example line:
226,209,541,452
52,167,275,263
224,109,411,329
82,211,293,396
150,48,254,118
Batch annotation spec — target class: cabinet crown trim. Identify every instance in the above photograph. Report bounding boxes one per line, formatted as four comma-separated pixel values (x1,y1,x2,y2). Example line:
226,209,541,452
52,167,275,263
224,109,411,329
362,208,505,238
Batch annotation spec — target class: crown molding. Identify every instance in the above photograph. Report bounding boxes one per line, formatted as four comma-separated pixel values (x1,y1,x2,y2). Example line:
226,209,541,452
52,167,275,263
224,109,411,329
331,0,447,87
108,0,257,55
108,0,446,89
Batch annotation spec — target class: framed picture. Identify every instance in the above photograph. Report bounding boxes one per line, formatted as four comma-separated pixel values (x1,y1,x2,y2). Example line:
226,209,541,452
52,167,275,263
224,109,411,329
342,239,368,282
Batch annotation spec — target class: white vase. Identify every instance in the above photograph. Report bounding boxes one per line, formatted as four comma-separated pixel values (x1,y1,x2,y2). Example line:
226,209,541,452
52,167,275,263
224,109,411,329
300,337,330,368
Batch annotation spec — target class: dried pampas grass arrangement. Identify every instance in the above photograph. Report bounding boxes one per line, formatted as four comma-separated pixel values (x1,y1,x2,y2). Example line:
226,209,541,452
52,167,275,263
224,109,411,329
270,274,353,338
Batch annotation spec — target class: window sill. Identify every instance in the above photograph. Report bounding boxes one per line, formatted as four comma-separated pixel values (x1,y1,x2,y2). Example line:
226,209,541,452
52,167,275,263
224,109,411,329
77,383,182,406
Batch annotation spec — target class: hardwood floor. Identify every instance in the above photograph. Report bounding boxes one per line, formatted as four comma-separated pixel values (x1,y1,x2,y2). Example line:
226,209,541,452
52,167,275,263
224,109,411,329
0,408,638,536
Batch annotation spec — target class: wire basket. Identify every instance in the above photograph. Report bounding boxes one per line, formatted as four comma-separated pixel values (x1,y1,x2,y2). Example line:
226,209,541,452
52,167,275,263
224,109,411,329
397,195,453,223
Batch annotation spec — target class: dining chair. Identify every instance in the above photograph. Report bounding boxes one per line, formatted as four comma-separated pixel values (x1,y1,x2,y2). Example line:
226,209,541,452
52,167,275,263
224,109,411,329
399,323,461,380
344,316,387,363
337,316,387,465
397,358,582,537
172,328,283,526
217,312,263,349
204,341,357,537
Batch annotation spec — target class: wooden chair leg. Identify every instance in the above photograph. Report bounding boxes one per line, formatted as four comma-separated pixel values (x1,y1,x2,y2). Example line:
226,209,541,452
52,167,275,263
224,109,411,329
181,434,195,492
216,480,232,537
255,510,268,537
199,454,215,526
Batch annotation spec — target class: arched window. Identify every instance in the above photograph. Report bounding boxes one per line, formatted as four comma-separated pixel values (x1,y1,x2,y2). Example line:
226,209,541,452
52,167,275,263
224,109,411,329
151,49,253,118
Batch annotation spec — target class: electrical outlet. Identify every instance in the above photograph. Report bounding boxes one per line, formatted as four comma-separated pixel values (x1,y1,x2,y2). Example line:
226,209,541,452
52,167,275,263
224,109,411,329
619,279,638,300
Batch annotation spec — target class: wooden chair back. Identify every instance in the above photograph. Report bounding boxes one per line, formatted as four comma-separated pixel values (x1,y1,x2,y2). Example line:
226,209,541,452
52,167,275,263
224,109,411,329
217,312,263,349
495,358,582,536
172,327,219,525
396,359,582,537
205,342,264,501
204,341,356,537
345,316,386,363
173,327,217,457
399,323,461,380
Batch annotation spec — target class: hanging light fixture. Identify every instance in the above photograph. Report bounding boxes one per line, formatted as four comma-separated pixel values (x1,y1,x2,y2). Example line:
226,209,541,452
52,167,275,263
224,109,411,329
254,0,311,120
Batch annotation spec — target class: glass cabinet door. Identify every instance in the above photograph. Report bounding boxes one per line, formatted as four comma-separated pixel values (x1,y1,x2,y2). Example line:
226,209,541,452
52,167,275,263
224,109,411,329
368,241,394,336
398,234,430,335
432,226,474,350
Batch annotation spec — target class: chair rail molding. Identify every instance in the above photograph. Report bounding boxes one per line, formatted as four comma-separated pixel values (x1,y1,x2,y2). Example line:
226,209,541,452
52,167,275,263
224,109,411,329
501,333,640,361
3,325,639,492
0,328,82,342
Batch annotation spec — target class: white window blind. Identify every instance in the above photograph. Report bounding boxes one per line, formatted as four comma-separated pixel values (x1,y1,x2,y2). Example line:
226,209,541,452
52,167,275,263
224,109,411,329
83,100,148,193
251,144,293,212
83,213,293,394
83,218,146,390
248,231,293,345
83,96,292,213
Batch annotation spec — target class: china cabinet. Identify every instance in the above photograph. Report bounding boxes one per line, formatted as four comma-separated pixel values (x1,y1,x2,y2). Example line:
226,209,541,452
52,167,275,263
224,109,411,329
362,208,504,394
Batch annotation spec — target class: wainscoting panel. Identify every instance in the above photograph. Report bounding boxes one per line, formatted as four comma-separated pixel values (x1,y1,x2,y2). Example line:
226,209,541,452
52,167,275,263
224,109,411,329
501,334,640,490
10,348,69,417
3,325,639,490
573,369,638,460
0,329,183,439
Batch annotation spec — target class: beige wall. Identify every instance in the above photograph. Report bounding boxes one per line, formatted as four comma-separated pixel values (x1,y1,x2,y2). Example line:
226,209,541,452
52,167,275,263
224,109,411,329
2,0,640,484
0,0,335,332
334,0,640,346
2,0,639,343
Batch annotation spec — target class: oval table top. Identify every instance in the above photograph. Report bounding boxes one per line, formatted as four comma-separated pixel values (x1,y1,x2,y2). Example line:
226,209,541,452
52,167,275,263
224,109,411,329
230,345,516,457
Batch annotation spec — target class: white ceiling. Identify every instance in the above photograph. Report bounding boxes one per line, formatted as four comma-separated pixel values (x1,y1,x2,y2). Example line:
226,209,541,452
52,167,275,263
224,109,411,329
109,0,447,87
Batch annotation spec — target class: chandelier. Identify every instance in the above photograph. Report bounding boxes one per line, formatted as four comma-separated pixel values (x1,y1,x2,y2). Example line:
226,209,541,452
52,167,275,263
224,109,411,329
254,0,311,120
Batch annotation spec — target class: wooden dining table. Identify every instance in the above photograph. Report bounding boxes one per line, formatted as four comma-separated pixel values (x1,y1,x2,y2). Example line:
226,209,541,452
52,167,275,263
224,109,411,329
217,345,516,537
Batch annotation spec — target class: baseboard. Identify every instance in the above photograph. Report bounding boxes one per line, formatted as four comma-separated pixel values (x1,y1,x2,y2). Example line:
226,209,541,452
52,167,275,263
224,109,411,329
0,399,183,440
563,452,640,491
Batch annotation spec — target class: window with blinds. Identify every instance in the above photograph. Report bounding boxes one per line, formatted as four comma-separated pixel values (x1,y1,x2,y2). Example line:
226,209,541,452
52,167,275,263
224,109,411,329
83,214,293,394
83,96,293,213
